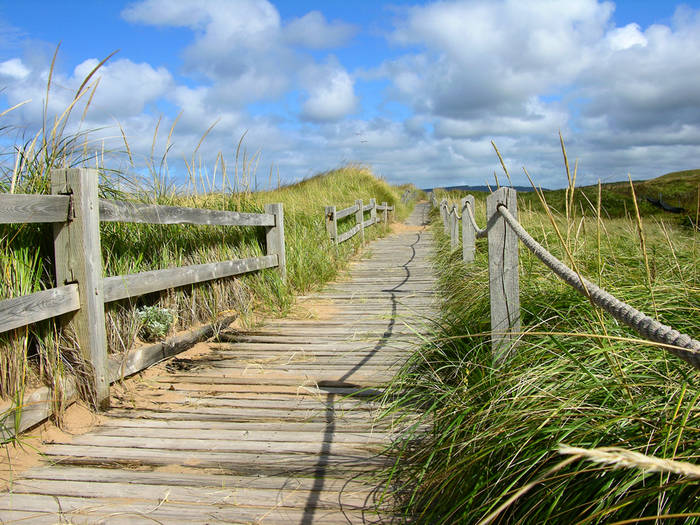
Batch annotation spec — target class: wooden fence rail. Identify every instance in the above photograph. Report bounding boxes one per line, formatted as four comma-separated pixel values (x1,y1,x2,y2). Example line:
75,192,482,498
0,168,286,407
325,198,394,245
433,189,700,369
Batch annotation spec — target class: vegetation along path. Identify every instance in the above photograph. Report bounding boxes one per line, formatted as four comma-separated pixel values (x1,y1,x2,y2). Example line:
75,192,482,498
0,203,436,524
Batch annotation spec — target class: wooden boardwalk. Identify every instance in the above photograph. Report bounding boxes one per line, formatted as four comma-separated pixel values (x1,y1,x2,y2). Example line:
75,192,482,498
0,203,435,524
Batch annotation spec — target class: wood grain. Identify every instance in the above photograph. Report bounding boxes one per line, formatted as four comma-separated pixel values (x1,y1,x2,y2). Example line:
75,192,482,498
99,198,275,226
0,194,70,224
0,284,79,335
103,254,278,302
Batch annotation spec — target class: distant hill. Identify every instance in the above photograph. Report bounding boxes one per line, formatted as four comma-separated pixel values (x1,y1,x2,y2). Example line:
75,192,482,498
426,170,699,222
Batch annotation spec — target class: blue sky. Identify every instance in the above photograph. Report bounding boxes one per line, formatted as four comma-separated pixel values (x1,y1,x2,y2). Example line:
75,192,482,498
1,0,700,190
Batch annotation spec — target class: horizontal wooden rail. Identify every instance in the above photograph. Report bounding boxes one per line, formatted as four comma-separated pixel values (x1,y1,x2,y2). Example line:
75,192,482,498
0,284,80,335
99,199,275,226
325,197,392,245
0,194,71,224
335,204,359,220
336,224,362,244
103,254,278,303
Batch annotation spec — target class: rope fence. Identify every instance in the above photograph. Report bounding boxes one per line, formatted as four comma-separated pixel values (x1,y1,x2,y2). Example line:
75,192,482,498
432,188,700,369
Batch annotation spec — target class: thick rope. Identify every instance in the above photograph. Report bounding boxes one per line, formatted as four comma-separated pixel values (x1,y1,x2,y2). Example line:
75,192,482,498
464,201,488,238
497,204,700,370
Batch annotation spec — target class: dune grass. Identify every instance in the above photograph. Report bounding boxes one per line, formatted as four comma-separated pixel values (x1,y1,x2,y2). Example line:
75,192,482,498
386,179,699,523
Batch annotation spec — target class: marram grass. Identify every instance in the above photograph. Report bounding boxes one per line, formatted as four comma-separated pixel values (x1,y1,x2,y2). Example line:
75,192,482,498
385,189,699,524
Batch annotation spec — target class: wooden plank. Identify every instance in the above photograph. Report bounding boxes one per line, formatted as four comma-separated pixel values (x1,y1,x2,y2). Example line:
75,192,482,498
362,218,376,228
335,203,359,220
52,168,110,407
336,224,361,244
0,494,381,525
41,444,391,471
60,435,383,455
325,205,337,243
462,195,476,262
0,284,79,334
103,254,278,302
7,478,374,510
355,198,365,244
0,377,78,441
91,426,393,444
0,194,71,224
23,466,380,491
98,198,275,226
265,202,286,281
107,314,236,381
487,187,521,363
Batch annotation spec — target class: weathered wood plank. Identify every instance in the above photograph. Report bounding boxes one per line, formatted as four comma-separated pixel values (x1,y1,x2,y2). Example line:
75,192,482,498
265,202,286,281
99,198,275,226
52,168,110,407
335,203,359,220
0,377,78,441
325,204,337,243
0,194,71,224
0,495,383,525
487,187,521,363
92,426,393,444
0,284,79,335
336,223,361,244
103,254,278,302
107,314,236,381
41,444,391,471
23,466,379,491
8,478,374,510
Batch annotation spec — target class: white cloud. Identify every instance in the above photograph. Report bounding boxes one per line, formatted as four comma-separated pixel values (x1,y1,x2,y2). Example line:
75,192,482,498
606,23,648,50
300,63,358,122
284,11,357,49
0,58,29,79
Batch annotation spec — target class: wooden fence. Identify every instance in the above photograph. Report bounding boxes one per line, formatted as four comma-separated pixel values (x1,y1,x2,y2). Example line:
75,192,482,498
0,168,286,408
325,198,394,245
434,188,700,369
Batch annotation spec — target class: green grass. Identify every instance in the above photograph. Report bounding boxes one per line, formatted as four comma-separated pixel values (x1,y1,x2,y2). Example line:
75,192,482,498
385,185,699,523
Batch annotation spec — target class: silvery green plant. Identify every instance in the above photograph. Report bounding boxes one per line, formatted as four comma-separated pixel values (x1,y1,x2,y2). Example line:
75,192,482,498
136,306,174,341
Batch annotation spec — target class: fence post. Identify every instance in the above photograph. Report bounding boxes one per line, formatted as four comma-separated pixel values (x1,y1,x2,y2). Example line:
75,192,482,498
450,206,458,249
440,200,448,232
486,187,520,364
382,202,388,224
265,203,286,282
355,199,364,244
462,196,475,263
325,205,337,244
370,198,376,225
51,168,110,409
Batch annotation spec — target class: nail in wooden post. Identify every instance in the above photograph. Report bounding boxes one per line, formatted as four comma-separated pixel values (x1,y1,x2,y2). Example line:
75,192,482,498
382,201,388,224
355,199,364,243
325,205,337,244
370,198,376,225
51,168,109,409
462,196,475,263
265,203,286,282
486,187,520,364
